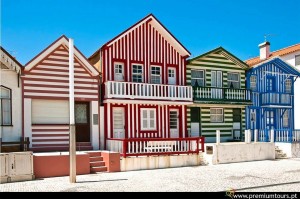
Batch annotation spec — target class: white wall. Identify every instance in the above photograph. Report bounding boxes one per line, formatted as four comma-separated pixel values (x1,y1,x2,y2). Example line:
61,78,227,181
24,98,32,147
281,52,300,129
100,106,105,150
211,142,275,164
91,101,99,149
0,70,22,142
276,143,300,158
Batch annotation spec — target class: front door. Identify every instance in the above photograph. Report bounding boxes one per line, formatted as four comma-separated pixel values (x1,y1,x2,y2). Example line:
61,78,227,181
266,110,275,129
211,71,223,99
113,107,125,139
114,63,124,81
75,102,90,142
168,68,176,85
190,107,201,137
170,110,179,138
233,108,241,140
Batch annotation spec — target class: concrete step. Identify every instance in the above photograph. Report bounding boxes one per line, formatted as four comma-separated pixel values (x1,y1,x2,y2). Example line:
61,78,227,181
90,156,103,162
90,161,105,167
87,152,102,157
91,166,107,173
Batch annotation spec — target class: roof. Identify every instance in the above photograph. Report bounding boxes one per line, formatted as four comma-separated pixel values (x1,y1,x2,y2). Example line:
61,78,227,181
0,46,23,74
188,46,249,69
89,14,191,60
25,35,99,76
249,56,300,76
246,43,300,66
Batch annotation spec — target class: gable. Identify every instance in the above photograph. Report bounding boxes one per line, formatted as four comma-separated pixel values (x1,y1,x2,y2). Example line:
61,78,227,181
101,14,190,57
25,35,99,76
188,49,248,71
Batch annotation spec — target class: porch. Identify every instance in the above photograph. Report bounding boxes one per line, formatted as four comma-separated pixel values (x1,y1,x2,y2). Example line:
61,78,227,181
193,86,251,104
104,81,193,101
106,137,205,157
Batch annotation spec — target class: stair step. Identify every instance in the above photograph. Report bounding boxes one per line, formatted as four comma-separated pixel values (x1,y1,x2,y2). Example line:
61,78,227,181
91,166,107,173
87,152,102,157
90,156,103,161
90,161,105,167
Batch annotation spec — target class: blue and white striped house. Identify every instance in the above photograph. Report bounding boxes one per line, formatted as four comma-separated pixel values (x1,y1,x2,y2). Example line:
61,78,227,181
246,57,300,131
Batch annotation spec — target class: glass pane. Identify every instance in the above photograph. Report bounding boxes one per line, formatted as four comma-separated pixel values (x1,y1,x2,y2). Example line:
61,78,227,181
143,120,147,129
2,99,11,125
143,110,147,118
0,87,10,98
150,120,155,128
210,109,216,114
75,104,87,124
150,110,155,118
191,70,203,78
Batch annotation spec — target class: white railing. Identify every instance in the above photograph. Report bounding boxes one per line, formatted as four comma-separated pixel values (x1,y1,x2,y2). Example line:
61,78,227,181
293,130,300,142
193,87,251,101
106,137,205,157
254,129,300,143
105,81,193,101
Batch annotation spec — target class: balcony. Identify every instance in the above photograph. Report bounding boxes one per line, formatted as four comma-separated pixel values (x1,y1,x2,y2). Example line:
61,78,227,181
193,86,252,104
261,93,292,106
105,81,193,101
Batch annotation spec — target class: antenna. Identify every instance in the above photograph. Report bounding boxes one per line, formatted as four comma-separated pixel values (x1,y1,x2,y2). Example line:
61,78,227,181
264,34,276,42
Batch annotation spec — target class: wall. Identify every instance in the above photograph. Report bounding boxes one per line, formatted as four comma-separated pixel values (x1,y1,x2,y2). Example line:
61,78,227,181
211,142,275,164
120,154,202,171
33,152,90,178
101,151,120,172
100,106,105,150
281,52,300,129
91,100,99,149
0,70,22,142
276,143,300,158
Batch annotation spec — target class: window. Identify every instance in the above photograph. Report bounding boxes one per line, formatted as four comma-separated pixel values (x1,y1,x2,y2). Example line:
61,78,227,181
283,111,289,127
285,79,292,93
211,71,222,87
191,70,204,86
266,77,275,92
151,66,161,84
295,55,300,66
210,108,223,123
141,108,156,130
228,73,240,89
250,75,257,91
132,64,143,82
0,86,12,126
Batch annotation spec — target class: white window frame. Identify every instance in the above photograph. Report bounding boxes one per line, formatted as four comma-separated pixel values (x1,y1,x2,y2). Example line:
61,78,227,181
283,111,289,127
114,62,124,81
285,79,292,93
132,64,143,83
150,66,161,84
250,75,257,91
211,71,222,87
295,55,300,66
140,108,156,131
0,86,12,126
227,72,240,89
191,69,205,86
210,108,223,123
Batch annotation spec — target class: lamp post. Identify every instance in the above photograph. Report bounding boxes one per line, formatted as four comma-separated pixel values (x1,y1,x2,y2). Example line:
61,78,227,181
69,38,76,183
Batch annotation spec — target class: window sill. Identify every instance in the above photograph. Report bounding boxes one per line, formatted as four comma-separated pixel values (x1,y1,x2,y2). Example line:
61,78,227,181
0,125,13,127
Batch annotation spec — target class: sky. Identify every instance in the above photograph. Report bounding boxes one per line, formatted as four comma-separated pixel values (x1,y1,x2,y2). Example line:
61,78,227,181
1,0,300,65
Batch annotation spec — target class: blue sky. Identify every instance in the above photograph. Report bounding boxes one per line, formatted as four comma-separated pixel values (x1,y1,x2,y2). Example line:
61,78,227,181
1,0,300,65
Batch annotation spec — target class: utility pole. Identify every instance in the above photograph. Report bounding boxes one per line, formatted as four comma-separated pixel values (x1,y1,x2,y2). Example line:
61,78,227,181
69,38,76,183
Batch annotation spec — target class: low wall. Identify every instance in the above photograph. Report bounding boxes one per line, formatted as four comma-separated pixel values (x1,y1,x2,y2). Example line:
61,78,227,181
212,142,275,164
120,154,202,172
276,143,300,158
34,152,90,178
101,151,120,172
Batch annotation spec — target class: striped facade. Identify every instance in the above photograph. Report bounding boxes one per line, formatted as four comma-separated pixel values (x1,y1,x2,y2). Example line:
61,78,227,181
186,47,251,142
22,36,100,151
89,14,191,146
246,57,300,130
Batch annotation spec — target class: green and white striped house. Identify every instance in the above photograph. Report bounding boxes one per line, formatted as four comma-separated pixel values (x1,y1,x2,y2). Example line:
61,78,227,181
186,47,252,142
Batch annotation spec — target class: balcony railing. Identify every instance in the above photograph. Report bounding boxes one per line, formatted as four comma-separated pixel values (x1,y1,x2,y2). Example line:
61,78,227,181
106,137,205,157
253,129,300,143
261,93,292,106
193,87,251,102
105,81,193,101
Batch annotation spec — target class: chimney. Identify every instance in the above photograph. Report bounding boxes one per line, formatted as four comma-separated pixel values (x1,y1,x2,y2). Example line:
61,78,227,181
258,41,270,60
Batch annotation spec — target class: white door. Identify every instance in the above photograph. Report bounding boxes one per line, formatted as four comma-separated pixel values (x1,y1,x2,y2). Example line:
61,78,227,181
168,68,176,85
211,71,223,99
113,108,125,139
170,110,179,138
114,63,124,81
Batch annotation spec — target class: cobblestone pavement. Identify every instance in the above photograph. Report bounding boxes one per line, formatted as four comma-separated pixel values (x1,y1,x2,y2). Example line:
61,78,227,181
1,158,300,192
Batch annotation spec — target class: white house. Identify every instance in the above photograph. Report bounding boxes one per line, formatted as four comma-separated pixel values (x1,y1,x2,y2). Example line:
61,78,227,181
0,47,23,144
246,42,300,129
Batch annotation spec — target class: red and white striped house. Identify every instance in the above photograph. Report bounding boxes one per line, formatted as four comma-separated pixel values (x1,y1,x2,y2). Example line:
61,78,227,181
89,14,202,157
22,35,100,152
